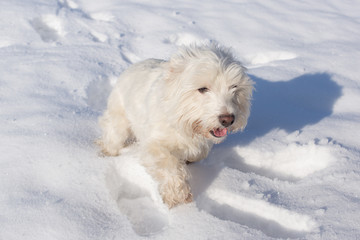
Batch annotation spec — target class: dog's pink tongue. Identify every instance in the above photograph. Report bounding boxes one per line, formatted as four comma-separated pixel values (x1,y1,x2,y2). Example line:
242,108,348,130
214,128,227,137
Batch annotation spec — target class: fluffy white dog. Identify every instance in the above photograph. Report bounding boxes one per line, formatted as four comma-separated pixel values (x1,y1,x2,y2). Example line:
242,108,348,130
98,44,253,207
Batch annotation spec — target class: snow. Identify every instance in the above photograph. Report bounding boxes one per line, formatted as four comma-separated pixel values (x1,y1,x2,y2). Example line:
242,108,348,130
1,0,360,239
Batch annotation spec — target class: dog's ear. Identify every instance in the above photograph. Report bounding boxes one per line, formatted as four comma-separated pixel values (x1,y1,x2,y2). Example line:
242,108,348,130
166,45,201,82
166,54,188,82
168,63,185,78
234,76,254,131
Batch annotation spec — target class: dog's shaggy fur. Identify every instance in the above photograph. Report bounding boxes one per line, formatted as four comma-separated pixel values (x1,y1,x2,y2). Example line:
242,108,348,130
98,44,253,207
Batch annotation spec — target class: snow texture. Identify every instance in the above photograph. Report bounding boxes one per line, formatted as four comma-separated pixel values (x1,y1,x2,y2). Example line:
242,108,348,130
1,0,360,239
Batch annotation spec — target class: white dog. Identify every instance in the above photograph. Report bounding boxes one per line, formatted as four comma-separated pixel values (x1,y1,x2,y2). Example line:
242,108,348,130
98,44,253,207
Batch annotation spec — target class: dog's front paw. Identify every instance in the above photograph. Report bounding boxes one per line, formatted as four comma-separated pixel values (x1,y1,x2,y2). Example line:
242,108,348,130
160,180,192,208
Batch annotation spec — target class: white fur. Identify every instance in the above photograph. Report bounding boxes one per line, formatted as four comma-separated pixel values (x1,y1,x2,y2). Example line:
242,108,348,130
98,44,253,207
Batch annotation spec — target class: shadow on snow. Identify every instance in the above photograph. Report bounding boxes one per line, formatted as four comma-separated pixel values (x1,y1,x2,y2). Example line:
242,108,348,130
225,73,343,146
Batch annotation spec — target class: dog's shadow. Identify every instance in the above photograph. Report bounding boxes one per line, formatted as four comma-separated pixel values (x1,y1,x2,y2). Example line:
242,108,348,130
225,72,342,146
188,73,342,238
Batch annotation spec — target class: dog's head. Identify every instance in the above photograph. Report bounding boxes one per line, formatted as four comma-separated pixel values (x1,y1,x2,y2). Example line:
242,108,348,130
165,44,253,143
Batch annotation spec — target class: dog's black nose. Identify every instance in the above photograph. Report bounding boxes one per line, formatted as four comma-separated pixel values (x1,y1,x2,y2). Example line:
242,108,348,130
218,114,235,127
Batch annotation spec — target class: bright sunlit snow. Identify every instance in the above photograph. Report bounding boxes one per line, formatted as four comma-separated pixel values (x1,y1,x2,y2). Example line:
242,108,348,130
1,0,360,239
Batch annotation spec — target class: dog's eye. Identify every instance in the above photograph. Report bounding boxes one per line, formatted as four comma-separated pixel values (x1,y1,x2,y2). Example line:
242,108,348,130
230,85,239,94
198,87,209,93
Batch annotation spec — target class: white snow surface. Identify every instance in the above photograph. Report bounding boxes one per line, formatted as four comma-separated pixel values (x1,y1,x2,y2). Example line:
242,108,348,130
1,0,360,239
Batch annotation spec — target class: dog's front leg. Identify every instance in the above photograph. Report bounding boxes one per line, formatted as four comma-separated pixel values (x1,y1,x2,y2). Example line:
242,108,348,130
142,143,192,208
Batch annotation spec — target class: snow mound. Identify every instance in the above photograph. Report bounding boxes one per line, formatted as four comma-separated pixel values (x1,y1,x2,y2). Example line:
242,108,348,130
246,51,297,66
202,188,317,238
30,15,65,43
235,137,336,179
163,32,211,46
106,146,169,236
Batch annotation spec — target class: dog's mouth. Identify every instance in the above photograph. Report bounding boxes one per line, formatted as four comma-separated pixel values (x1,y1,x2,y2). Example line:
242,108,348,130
210,128,228,138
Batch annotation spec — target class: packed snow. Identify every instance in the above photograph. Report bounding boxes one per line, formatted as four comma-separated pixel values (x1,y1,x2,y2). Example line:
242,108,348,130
1,0,360,239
